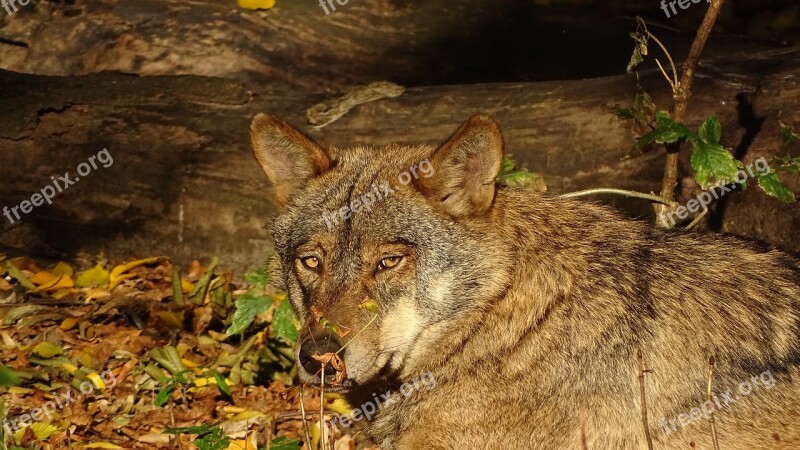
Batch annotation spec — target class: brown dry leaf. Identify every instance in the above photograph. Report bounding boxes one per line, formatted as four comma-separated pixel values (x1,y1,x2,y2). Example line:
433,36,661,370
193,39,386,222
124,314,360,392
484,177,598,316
311,352,347,385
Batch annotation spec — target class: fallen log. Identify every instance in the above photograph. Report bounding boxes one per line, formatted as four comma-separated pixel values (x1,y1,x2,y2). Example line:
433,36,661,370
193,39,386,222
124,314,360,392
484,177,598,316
1,48,799,272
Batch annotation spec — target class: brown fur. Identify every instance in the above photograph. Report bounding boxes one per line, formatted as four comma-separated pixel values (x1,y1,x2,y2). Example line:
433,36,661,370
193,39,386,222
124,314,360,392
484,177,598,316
250,113,800,449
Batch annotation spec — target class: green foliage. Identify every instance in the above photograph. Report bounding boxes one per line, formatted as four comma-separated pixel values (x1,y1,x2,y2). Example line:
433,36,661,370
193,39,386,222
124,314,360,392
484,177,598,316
757,172,796,203
689,116,740,188
213,371,231,396
164,424,230,450
0,363,20,387
636,111,693,148
781,121,800,147
269,436,302,450
270,297,300,345
154,371,189,407
227,292,273,336
627,27,648,73
496,154,541,188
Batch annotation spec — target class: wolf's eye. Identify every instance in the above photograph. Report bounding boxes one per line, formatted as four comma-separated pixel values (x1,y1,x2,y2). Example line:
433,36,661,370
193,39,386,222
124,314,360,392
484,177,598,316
300,256,321,271
377,256,402,272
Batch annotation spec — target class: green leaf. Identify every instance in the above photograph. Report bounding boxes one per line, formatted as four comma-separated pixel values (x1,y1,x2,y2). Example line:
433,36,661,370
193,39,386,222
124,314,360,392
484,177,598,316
690,142,741,188
213,371,231,396
164,424,218,436
192,428,229,450
698,115,722,145
243,269,269,286
271,436,302,450
780,121,800,147
226,292,272,336
155,384,176,407
271,297,300,345
636,111,693,148
627,31,648,73
757,172,796,203
5,261,35,290
0,363,20,386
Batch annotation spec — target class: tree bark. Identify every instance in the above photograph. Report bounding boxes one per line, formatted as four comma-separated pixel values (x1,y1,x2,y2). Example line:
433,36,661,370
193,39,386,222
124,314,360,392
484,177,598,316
0,0,779,91
1,48,799,272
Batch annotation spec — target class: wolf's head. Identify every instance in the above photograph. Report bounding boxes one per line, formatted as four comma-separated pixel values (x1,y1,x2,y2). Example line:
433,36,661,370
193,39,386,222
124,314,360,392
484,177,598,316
250,114,513,389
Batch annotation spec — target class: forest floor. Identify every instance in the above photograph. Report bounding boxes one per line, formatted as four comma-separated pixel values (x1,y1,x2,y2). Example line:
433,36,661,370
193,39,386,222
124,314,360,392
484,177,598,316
0,255,362,450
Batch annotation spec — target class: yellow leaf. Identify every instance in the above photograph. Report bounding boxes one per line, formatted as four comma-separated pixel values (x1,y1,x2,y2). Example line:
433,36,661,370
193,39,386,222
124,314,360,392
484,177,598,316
108,273,136,291
175,343,190,356
52,261,74,277
8,386,32,394
30,422,59,440
51,288,73,299
225,431,258,450
75,263,110,289
86,443,124,449
327,397,352,416
30,274,73,293
87,372,106,390
181,277,194,293
30,271,59,286
155,311,185,330
193,377,213,387
61,317,80,330
238,0,275,10
181,358,199,369
109,257,161,281
61,363,79,374
32,342,62,358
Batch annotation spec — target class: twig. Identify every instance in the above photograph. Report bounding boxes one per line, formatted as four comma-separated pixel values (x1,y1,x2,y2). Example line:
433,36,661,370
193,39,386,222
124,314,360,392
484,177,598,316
320,366,327,450
657,0,727,219
637,350,654,450
299,385,313,448
559,188,678,206
336,313,378,355
637,18,679,91
707,356,721,450
684,208,709,230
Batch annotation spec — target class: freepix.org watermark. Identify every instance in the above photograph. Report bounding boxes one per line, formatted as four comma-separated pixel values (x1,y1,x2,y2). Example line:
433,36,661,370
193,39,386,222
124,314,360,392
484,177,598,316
1,0,31,17
660,0,710,19
2,369,118,435
659,370,776,435
658,157,769,228
321,158,434,230
329,371,437,429
2,148,114,225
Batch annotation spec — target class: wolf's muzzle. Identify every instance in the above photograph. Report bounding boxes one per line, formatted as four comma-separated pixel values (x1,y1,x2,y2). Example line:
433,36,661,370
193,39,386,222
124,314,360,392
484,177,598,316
299,336,342,376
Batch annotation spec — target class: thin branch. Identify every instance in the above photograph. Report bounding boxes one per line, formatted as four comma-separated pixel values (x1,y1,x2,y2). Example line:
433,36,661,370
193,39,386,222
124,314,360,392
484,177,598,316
655,58,677,93
684,208,709,230
336,313,378,355
657,0,727,220
560,188,678,206
647,32,679,89
299,385,313,448
707,356,721,450
320,366,327,450
637,350,655,450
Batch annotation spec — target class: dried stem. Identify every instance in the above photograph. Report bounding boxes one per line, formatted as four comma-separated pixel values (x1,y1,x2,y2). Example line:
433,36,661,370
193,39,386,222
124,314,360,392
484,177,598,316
299,385,313,448
560,188,677,207
637,350,654,450
657,0,727,221
320,366,327,450
707,356,721,450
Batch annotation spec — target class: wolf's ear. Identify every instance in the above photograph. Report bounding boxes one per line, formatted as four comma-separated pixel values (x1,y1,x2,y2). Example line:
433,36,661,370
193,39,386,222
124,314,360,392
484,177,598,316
250,113,332,206
419,115,504,218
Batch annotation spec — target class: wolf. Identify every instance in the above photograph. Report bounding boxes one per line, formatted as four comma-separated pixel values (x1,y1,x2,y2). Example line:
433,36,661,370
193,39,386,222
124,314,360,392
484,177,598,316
250,113,800,449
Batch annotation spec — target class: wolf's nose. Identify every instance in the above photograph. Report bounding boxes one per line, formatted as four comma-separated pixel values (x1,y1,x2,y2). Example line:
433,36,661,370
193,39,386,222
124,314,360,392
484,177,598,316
299,337,342,376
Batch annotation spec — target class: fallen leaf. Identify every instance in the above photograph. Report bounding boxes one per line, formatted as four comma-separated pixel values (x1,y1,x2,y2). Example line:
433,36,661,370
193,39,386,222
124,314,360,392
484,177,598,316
238,0,276,10
75,263,110,289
